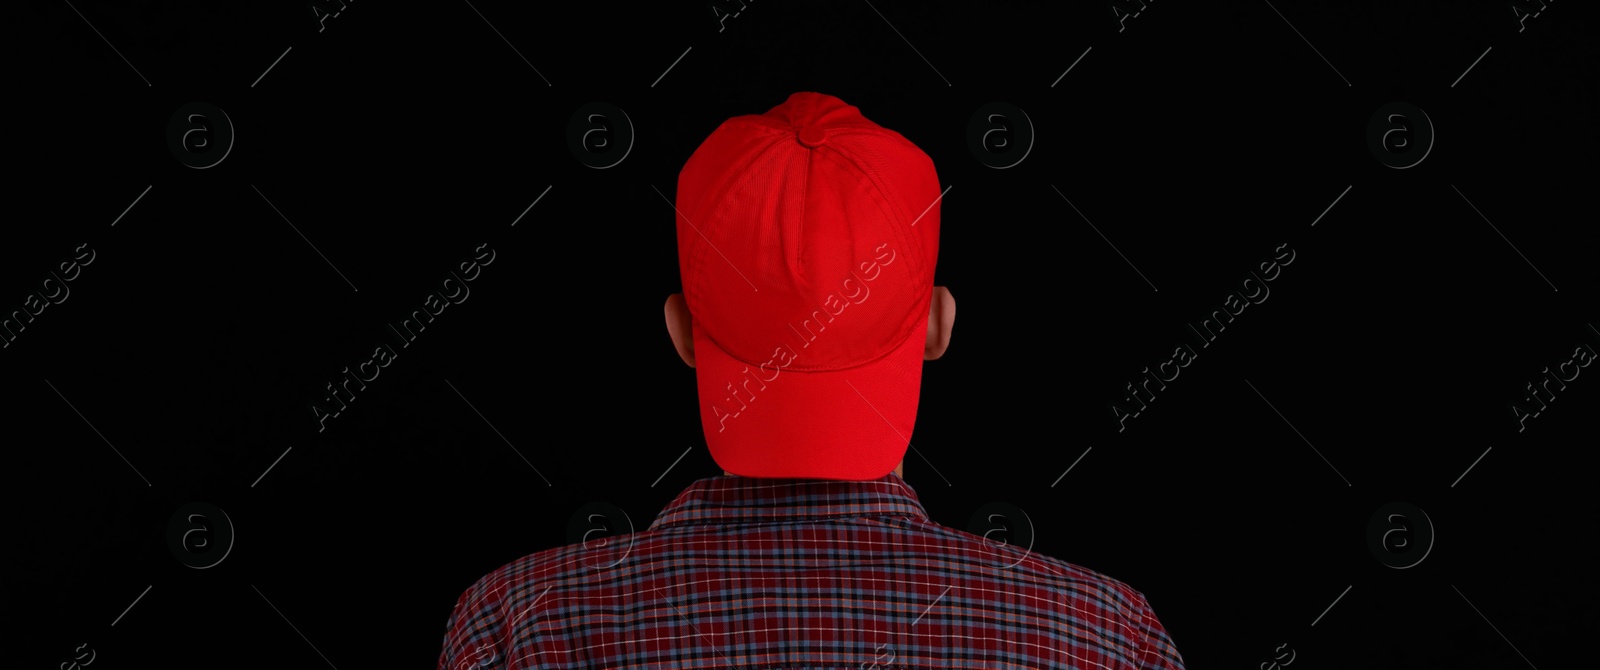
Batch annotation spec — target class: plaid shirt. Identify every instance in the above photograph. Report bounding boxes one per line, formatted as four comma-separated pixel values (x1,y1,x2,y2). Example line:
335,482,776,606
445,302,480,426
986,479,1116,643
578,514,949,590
438,474,1185,669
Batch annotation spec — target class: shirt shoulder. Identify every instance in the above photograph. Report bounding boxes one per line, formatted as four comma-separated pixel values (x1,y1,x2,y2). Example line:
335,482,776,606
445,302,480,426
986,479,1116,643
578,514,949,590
908,517,1147,609
437,541,598,670
904,517,1185,669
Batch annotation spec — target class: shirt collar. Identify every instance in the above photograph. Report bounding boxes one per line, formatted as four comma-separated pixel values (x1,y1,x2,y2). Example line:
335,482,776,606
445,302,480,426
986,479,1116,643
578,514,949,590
648,473,929,530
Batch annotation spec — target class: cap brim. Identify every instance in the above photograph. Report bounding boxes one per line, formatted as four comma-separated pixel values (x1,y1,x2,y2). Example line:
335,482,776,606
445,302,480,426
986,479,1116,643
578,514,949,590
693,319,924,480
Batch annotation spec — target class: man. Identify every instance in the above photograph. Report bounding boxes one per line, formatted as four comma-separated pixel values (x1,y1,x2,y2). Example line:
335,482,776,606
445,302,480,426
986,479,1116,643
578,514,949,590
438,91,1185,669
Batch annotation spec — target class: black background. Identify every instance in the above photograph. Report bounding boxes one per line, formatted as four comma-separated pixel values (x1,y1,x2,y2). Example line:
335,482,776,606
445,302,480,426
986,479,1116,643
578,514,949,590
8,1,1596,668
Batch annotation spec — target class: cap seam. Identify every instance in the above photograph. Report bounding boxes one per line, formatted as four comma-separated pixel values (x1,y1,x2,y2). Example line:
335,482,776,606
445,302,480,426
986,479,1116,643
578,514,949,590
818,135,934,281
797,126,810,278
814,146,935,349
682,133,791,308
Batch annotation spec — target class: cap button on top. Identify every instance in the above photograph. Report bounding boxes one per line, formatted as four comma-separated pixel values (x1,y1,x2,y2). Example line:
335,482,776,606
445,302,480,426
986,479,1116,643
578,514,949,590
797,126,827,148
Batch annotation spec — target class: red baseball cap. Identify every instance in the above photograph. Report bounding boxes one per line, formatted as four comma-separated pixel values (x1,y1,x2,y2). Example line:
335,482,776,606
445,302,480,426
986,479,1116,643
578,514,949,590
673,91,942,480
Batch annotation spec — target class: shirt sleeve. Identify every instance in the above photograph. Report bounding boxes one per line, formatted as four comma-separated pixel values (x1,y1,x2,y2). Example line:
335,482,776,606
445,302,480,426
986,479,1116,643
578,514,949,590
1132,592,1185,670
438,576,508,670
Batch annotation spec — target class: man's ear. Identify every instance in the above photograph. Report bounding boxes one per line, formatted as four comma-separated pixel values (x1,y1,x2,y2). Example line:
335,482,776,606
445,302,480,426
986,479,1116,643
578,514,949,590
665,293,695,367
925,286,955,360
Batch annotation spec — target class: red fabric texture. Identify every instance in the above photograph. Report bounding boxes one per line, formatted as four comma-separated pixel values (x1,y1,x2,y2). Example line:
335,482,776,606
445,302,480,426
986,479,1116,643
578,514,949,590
674,91,942,480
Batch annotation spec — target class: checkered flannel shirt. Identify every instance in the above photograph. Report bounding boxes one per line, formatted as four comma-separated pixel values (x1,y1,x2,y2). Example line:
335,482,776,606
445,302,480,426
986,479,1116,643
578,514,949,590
438,473,1185,669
